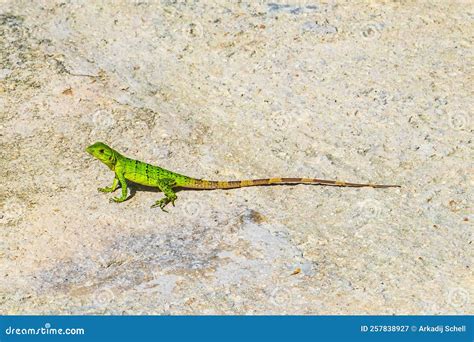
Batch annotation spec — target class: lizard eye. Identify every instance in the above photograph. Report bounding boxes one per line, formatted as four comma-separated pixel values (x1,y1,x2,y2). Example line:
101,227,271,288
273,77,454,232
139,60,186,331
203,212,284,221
99,149,104,154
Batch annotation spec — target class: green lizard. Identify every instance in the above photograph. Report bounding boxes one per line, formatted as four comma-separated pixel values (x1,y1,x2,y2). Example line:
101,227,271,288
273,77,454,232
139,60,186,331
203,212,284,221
86,142,400,212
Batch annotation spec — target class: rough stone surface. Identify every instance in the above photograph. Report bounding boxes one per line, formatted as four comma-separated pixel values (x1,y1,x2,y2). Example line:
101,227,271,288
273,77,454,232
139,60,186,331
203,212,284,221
0,1,472,314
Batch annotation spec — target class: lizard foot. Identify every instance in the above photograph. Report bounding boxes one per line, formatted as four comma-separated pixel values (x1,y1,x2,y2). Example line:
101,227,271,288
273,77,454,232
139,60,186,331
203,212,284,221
110,197,126,203
151,198,173,212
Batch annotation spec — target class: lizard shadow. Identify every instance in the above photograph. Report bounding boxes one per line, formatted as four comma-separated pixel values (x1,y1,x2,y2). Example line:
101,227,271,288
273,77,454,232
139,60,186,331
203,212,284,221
127,183,200,200
127,183,192,200
127,183,161,200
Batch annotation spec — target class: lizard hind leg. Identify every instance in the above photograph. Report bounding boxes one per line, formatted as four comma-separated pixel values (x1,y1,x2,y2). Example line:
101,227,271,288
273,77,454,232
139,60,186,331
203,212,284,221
151,179,177,212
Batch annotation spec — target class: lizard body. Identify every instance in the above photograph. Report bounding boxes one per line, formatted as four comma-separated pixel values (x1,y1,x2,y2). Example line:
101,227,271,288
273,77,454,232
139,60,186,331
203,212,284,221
86,142,400,211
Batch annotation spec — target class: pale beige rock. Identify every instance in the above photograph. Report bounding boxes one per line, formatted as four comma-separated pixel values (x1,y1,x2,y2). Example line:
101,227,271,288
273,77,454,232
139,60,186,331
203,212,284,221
0,1,472,314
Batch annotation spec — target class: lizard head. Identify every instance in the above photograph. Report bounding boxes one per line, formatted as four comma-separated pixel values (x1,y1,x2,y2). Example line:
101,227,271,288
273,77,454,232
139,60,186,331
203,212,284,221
86,142,119,169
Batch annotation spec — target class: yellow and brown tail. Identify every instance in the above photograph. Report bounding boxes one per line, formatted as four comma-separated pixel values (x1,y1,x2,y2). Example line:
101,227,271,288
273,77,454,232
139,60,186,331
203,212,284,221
185,177,400,189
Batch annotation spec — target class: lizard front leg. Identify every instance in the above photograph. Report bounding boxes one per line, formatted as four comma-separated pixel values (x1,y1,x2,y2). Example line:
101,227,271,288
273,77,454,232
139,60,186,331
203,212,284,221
151,179,177,212
98,177,119,193
110,171,128,203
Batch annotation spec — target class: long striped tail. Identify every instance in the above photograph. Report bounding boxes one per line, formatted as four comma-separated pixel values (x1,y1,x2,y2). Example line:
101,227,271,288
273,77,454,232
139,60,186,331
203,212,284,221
184,177,400,189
